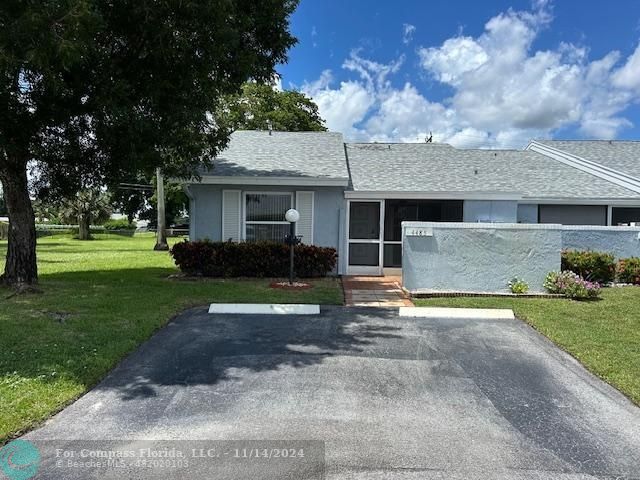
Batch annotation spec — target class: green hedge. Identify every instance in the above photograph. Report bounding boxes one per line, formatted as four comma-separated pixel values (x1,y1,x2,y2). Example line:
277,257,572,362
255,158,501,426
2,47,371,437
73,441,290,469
561,250,616,284
170,240,337,278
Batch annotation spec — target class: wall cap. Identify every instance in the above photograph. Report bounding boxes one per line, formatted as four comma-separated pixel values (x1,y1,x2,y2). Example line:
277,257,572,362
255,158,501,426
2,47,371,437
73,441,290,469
402,221,565,231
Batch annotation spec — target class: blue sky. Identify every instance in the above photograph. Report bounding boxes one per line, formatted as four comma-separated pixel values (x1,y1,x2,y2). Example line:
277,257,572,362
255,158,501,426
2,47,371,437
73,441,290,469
277,0,640,148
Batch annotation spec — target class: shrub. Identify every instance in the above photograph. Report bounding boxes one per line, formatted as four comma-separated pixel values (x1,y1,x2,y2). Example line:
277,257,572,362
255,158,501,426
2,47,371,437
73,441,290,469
544,271,601,299
616,257,640,285
103,219,136,231
170,240,337,278
561,250,616,284
508,277,529,294
0,221,8,240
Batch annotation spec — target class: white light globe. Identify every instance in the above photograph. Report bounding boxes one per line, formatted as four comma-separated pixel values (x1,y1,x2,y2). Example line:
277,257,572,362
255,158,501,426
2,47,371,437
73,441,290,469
285,208,300,223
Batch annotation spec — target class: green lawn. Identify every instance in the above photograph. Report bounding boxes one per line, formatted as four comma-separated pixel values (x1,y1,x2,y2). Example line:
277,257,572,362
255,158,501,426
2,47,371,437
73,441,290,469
0,233,343,444
415,290,640,405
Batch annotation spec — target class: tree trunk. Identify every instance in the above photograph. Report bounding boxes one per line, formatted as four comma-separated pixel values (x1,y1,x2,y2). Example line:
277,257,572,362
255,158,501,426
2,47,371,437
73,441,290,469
78,211,91,240
0,165,38,286
154,167,168,251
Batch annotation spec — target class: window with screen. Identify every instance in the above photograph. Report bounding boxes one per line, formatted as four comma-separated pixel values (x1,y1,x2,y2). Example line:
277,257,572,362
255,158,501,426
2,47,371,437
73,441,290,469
244,193,292,242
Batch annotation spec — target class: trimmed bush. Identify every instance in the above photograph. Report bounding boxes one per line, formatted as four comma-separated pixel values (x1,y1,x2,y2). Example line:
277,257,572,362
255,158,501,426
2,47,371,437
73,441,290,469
170,240,337,278
0,221,8,240
617,257,640,285
103,219,136,231
561,250,616,284
544,271,601,299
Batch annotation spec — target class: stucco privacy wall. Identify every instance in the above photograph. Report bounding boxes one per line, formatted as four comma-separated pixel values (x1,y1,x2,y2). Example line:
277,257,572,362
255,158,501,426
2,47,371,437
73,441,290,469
561,226,640,258
402,222,562,294
187,183,345,249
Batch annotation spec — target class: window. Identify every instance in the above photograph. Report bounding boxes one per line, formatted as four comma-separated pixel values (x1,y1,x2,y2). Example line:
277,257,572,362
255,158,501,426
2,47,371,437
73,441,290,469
612,207,640,226
244,192,292,242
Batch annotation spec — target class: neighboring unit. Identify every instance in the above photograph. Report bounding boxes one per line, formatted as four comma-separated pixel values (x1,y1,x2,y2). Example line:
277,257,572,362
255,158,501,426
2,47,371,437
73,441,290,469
182,131,640,275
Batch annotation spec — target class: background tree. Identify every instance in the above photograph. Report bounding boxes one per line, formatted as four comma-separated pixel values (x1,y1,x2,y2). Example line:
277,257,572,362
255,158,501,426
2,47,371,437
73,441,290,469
58,190,112,240
0,0,298,288
221,82,326,131
140,181,189,229
33,190,112,239
110,176,153,225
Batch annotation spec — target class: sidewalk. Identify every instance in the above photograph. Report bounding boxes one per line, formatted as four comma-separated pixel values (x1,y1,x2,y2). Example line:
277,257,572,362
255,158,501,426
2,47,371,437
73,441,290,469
342,276,414,307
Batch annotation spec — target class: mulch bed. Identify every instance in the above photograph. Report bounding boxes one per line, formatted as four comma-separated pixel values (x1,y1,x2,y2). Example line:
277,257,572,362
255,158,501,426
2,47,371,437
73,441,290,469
269,281,313,290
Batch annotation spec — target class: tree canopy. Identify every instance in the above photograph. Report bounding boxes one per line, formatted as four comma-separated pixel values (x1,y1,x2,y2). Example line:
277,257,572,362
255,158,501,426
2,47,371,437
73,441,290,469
0,0,299,287
221,82,326,132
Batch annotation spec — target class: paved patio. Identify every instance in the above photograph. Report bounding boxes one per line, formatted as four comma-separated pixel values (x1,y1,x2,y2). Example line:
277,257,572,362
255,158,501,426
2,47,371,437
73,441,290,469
343,275,414,307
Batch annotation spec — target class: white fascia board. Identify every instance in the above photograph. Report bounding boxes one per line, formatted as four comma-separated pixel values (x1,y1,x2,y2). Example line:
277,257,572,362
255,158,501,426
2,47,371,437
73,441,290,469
522,198,640,206
527,141,640,194
344,191,523,201
186,176,348,187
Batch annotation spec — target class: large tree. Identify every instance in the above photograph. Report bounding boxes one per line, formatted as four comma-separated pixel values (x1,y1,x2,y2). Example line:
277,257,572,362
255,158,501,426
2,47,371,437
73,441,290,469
0,0,298,287
221,82,326,131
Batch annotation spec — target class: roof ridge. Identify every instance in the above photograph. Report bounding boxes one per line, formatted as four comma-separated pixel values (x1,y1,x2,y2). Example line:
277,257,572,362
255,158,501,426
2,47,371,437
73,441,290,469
539,139,640,143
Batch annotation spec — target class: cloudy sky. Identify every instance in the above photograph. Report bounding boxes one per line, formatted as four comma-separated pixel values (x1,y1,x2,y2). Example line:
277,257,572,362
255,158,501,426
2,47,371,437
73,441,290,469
278,0,640,148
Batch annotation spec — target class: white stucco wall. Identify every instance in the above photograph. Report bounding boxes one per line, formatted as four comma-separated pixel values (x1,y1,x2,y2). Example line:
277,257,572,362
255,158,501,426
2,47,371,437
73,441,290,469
561,226,640,258
402,222,562,293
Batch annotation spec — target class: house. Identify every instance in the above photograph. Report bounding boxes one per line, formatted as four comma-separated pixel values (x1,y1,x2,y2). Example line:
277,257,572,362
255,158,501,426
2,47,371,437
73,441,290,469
183,131,640,275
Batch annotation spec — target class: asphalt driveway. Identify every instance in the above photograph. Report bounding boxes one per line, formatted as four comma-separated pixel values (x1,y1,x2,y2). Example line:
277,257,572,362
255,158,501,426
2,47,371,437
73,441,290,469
26,306,640,479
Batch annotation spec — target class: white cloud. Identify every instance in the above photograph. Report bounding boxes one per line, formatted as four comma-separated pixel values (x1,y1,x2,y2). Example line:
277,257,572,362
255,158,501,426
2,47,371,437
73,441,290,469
419,37,488,86
301,3,640,147
612,42,640,91
402,24,416,45
302,69,375,138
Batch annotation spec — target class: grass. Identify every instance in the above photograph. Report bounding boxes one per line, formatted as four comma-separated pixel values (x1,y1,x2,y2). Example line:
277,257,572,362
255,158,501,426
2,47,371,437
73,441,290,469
0,233,343,444
415,290,640,405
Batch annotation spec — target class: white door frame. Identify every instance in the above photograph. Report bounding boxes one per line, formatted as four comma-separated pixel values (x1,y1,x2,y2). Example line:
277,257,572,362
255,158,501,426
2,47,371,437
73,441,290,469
346,199,385,276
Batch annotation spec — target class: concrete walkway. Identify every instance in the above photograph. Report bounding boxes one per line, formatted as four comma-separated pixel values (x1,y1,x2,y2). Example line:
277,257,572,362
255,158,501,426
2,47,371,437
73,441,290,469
343,275,413,307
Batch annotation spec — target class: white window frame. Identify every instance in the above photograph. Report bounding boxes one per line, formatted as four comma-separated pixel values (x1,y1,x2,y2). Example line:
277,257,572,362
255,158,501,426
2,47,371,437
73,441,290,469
242,191,294,241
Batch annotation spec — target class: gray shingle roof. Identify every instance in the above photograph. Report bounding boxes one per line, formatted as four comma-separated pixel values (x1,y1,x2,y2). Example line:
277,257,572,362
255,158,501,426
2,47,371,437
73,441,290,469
202,130,349,181
536,140,640,180
345,143,640,199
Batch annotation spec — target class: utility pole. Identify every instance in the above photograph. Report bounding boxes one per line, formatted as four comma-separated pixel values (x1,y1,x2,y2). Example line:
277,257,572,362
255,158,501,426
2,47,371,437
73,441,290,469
154,167,169,251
